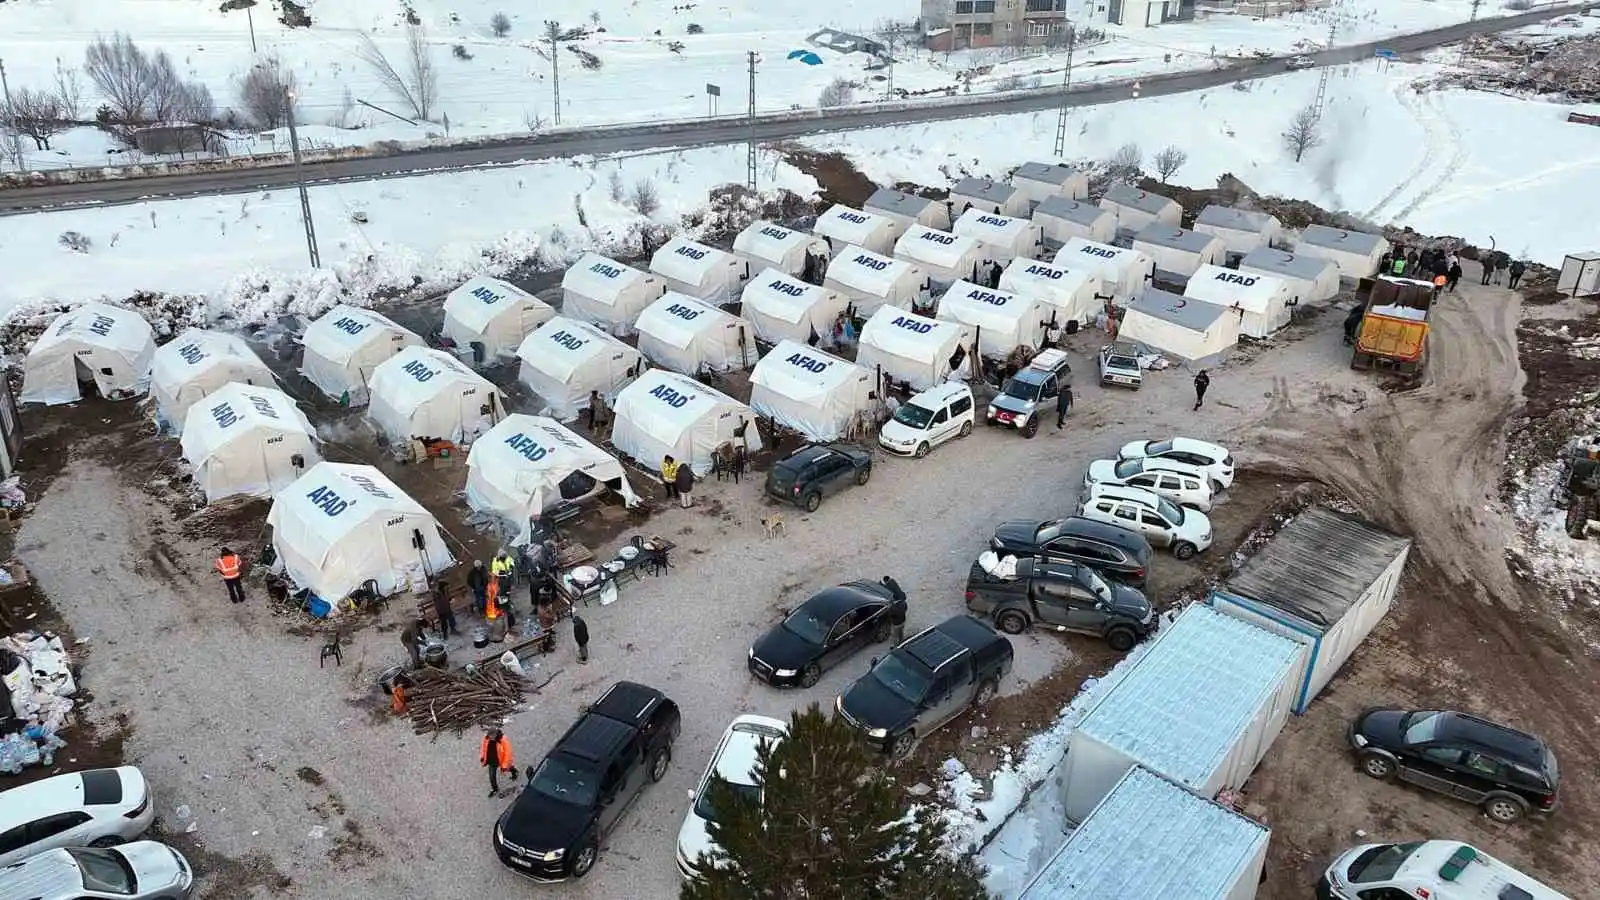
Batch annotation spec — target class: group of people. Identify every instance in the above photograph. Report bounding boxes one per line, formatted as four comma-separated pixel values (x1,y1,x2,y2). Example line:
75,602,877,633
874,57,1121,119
659,455,696,509
1384,245,1463,294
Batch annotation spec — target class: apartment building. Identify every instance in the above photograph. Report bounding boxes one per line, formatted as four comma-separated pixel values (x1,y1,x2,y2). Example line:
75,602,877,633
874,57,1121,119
921,0,1073,50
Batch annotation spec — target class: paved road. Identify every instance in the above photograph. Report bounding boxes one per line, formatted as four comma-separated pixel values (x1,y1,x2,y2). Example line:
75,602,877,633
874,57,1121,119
0,3,1587,214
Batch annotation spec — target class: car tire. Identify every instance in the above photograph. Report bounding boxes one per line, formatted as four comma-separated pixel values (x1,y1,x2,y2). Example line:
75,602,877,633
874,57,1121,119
913,441,930,459
1359,752,1396,780
571,837,600,879
871,617,894,643
855,465,872,486
995,611,1029,635
959,421,973,438
973,678,998,708
649,746,672,783
89,835,125,848
1173,541,1198,560
1023,419,1039,439
1211,479,1226,494
803,492,822,513
799,662,822,688
1483,794,1527,824
1105,627,1137,652
889,730,916,760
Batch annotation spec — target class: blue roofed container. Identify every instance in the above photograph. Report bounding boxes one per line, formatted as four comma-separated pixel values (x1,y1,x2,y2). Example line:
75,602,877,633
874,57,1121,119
1059,603,1305,823
1021,766,1270,900
1206,506,1412,715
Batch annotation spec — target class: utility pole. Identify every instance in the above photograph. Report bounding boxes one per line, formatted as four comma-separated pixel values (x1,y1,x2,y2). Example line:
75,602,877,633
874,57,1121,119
1459,0,1484,64
547,21,562,126
1312,4,1340,121
245,1,258,53
284,90,321,269
0,59,22,172
746,50,758,191
1052,27,1077,159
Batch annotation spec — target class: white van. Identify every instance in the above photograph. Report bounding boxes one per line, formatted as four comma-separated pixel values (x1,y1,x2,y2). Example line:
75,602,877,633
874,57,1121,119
1318,841,1572,900
878,383,975,458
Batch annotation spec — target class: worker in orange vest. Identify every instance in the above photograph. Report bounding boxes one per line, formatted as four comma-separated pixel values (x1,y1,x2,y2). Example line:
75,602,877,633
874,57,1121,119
214,547,245,604
481,728,517,797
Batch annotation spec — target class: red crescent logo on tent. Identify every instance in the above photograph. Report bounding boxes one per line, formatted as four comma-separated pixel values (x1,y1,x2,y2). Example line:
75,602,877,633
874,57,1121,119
1174,298,1187,307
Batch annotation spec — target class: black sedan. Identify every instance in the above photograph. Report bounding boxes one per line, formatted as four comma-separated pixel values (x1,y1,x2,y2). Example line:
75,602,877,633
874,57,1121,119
764,443,872,513
989,517,1152,588
748,581,907,687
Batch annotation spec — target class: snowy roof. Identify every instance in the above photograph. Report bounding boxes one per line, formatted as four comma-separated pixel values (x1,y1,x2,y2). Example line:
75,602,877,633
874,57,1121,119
1061,237,1147,277
895,225,981,271
651,236,733,285
1222,506,1412,629
635,293,739,350
828,247,922,298
443,275,546,334
1195,204,1279,234
151,328,274,396
814,205,895,246
369,345,498,413
1239,247,1339,282
1013,161,1084,187
1000,258,1097,307
1102,183,1179,216
938,280,1038,331
953,208,1033,246
268,462,431,548
563,252,653,303
1075,604,1303,789
180,382,315,462
733,221,819,262
301,305,419,365
742,269,841,326
1300,224,1387,255
1035,195,1113,227
951,177,1017,205
859,306,967,364
1183,265,1288,316
1134,223,1222,255
1128,289,1232,333
865,187,938,217
750,340,867,403
1019,766,1269,900
31,301,154,358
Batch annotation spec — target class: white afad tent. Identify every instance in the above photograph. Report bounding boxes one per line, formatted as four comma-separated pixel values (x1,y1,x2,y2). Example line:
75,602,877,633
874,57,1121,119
561,252,666,332
648,236,750,303
1296,225,1389,280
611,369,764,476
1118,289,1240,363
732,221,830,278
465,414,640,543
1239,248,1341,304
634,293,754,375
300,305,423,406
179,382,320,502
1056,238,1155,305
893,224,985,288
952,209,1042,264
367,346,505,443
824,247,928,316
441,275,556,360
517,316,644,421
999,258,1102,326
856,307,973,391
740,269,852,348
1183,265,1294,338
937,280,1051,358
150,328,276,433
813,205,901,255
267,462,454,602
749,341,874,442
20,301,156,406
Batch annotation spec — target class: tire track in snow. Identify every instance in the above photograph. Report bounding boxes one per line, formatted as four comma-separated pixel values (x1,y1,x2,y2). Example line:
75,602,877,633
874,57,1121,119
1362,82,1448,224
1391,91,1469,223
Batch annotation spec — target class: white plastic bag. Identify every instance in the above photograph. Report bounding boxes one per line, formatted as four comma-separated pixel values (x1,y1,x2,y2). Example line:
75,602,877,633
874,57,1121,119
499,650,526,677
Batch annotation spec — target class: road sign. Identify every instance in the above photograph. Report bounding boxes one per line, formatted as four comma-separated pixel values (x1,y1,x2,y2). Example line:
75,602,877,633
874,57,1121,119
1374,48,1397,59
705,83,721,96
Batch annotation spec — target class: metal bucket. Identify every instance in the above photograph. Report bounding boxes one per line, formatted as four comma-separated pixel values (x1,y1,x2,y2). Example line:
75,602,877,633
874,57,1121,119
422,643,448,669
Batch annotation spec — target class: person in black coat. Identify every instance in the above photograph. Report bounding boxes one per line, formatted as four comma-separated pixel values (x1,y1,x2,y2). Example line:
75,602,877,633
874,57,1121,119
674,462,695,509
879,576,908,643
1446,261,1463,292
431,582,458,638
1193,370,1210,411
466,561,488,616
1508,259,1527,289
1055,383,1073,428
572,614,590,663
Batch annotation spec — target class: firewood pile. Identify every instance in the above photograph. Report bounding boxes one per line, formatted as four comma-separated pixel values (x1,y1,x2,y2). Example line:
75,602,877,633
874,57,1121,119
405,665,553,736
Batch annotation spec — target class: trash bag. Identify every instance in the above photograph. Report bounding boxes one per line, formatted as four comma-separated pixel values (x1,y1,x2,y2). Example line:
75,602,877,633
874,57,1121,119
500,650,526,677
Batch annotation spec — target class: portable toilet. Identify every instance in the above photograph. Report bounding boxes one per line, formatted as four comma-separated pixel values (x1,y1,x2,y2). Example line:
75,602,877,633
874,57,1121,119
516,316,644,421
1057,238,1156,305
1193,204,1283,257
1184,265,1295,338
299,305,423,407
732,221,831,279
610,368,763,476
561,252,666,333
1117,288,1240,364
19,301,156,406
150,328,276,434
367,345,506,444
740,269,852,348
441,275,555,361
1238,247,1341,304
855,307,973,391
634,293,755,376
864,187,950,233
949,177,1029,218
824,246,929,316
748,340,875,443
1297,225,1390,281
893,225,986,289
1010,161,1090,208
1133,224,1228,278
813,205,899,256
999,258,1102,327
649,236,750,303
953,208,1043,265
936,280,1051,358
1100,183,1182,232
180,382,320,503
1033,196,1118,247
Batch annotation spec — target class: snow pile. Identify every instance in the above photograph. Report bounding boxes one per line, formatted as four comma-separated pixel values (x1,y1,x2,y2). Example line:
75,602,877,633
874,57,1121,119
1369,303,1428,321
1511,456,1600,609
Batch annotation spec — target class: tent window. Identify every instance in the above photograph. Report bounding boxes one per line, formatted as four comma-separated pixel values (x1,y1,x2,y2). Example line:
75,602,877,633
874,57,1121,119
558,470,598,501
100,367,114,376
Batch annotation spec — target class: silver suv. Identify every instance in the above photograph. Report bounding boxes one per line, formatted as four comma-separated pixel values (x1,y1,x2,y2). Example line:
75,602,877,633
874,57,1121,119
986,348,1071,438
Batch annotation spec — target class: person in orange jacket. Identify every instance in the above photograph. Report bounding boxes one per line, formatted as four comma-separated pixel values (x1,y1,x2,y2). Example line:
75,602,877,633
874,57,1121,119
214,547,245,603
481,728,517,797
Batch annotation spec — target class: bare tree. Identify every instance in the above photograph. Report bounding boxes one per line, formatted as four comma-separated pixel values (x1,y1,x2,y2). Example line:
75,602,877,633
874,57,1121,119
355,26,439,120
237,56,296,128
630,178,660,217
490,12,511,36
1283,105,1321,162
589,9,602,26
4,88,69,149
147,50,213,123
330,85,355,128
84,32,157,124
1108,142,1142,177
53,58,84,122
818,77,855,108
1152,144,1188,184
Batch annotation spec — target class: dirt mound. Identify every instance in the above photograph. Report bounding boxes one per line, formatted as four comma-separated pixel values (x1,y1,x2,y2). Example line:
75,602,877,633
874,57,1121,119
779,147,876,207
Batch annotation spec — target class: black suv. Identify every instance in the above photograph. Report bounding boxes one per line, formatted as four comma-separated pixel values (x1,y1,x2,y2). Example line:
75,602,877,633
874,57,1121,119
765,443,873,512
1348,708,1559,824
836,615,1012,759
964,557,1153,650
494,682,682,881
989,517,1153,588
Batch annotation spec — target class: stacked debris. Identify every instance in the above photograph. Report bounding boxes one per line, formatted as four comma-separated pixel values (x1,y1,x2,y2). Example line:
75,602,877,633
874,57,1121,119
0,631,78,773
1443,31,1600,101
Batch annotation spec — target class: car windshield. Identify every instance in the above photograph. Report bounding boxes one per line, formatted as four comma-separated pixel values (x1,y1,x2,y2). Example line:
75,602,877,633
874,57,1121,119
1145,439,1174,455
529,758,601,808
871,654,932,705
1156,496,1184,524
1346,842,1424,883
1113,459,1144,479
1401,711,1443,745
893,403,934,429
693,779,761,823
781,606,830,645
1109,355,1138,368
66,848,137,894
1001,377,1040,402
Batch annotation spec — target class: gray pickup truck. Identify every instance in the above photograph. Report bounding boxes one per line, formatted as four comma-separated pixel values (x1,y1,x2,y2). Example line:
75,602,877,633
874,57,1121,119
964,557,1154,652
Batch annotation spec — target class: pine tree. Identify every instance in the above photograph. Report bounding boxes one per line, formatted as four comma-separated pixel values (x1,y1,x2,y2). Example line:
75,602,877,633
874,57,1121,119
680,704,992,900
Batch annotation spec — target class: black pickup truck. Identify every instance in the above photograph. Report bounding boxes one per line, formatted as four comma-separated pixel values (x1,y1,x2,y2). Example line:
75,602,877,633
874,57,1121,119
964,557,1153,652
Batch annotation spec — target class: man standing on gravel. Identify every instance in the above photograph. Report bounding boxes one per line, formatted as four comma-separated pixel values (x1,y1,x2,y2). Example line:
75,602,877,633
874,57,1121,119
214,547,245,603
431,581,458,639
674,461,695,509
466,560,488,617
1055,382,1073,429
480,728,516,798
572,614,590,664
1193,370,1210,411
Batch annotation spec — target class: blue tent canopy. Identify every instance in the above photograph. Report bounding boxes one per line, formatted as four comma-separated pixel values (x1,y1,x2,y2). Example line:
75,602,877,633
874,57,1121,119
787,49,823,65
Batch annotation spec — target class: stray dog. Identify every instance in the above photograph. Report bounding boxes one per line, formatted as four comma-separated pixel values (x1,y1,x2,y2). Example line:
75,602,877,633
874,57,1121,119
761,515,787,539
319,632,344,668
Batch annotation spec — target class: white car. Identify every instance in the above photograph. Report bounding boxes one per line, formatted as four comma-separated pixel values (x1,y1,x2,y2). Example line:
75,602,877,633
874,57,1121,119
675,714,787,879
1077,483,1213,559
878,383,975,458
0,767,155,866
1083,457,1214,512
0,842,193,900
1117,437,1235,490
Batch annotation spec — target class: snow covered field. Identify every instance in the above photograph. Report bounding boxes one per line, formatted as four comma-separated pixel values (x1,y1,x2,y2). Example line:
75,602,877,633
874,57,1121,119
0,0,1520,171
